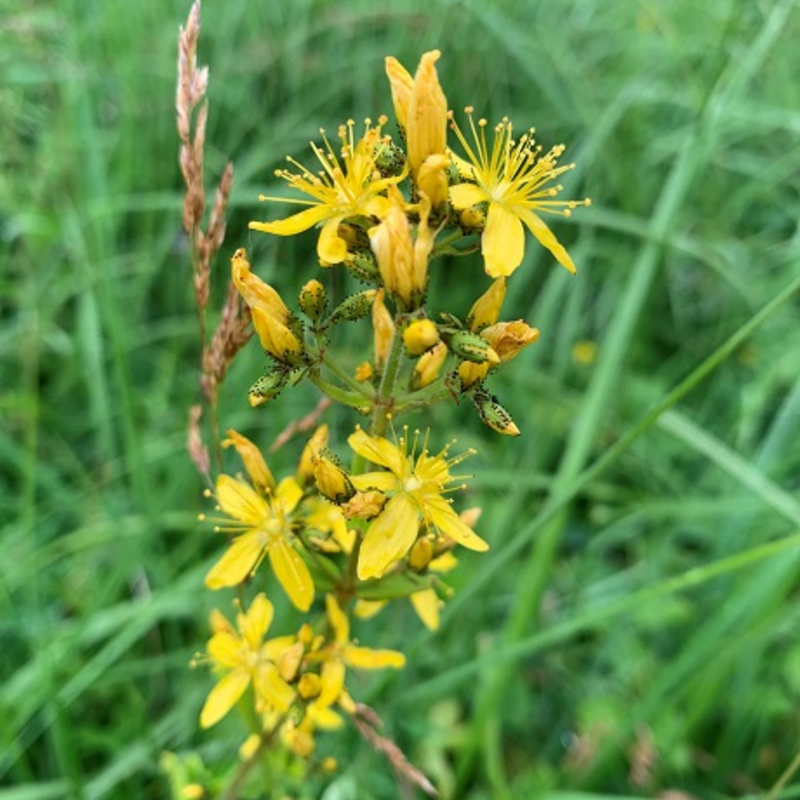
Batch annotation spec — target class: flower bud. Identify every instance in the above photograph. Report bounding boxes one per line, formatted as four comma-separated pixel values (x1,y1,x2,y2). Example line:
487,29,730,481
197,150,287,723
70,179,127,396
327,289,378,324
372,289,395,369
411,341,447,389
345,250,381,284
467,278,506,332
441,328,500,364
403,319,440,356
355,361,374,382
299,279,327,322
298,673,322,700
408,537,434,571
472,389,520,436
277,641,305,682
222,429,275,491
457,359,490,391
313,451,356,504
248,368,290,407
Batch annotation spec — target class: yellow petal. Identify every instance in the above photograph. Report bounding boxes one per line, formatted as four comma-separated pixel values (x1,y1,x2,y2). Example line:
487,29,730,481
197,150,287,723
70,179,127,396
319,657,346,705
262,634,298,662
424,496,489,552
516,206,577,274
448,181,488,210
199,668,250,728
347,428,405,475
354,599,386,619
385,56,414,130
410,588,441,631
357,493,420,580
482,203,525,277
240,592,273,649
317,218,348,264
205,531,264,589
207,630,243,668
349,471,398,492
268,538,314,611
215,475,269,526
307,702,344,730
254,661,296,713
344,644,406,670
275,476,304,514
325,594,350,644
249,204,331,236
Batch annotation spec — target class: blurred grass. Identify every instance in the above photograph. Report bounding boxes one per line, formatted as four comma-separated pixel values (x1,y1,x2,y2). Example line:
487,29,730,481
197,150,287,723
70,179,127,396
2,0,800,798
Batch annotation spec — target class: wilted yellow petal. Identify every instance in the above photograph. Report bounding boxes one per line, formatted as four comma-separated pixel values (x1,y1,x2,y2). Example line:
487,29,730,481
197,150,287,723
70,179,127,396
199,668,250,728
268,538,314,611
317,217,349,264
385,56,414,130
358,493,420,579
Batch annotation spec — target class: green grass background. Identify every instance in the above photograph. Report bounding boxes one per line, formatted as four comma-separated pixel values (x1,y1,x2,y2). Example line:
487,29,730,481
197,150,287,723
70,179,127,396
3,0,800,797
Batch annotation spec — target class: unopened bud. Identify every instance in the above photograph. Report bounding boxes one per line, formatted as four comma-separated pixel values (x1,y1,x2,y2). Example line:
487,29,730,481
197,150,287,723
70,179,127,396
467,278,506,332
345,250,381,284
299,279,327,322
327,290,378,324
355,361,374,382
442,329,500,364
408,537,434,571
411,341,448,390
403,319,440,356
406,50,448,178
298,673,322,700
313,450,356,504
472,389,520,436
249,368,290,407
458,206,485,234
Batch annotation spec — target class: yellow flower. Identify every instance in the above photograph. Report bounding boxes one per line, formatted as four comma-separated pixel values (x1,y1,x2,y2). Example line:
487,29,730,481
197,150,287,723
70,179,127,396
449,109,590,278
249,119,405,265
199,593,295,728
347,427,488,579
204,448,314,611
411,341,448,389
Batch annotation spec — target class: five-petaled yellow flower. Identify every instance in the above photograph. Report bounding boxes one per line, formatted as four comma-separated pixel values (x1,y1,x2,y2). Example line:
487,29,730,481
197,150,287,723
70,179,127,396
347,427,488,579
205,431,314,612
199,593,296,728
250,118,406,266
449,108,590,278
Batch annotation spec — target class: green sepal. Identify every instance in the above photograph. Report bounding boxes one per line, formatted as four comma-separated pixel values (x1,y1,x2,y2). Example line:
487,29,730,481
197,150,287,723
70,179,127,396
325,289,378,325
356,570,430,601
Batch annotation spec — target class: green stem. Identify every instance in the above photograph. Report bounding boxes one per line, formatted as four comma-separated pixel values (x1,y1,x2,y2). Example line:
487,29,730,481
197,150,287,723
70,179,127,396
369,327,405,437
307,372,371,409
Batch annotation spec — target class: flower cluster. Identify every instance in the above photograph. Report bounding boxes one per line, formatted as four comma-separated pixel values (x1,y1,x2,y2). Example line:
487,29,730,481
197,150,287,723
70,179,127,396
190,45,588,792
